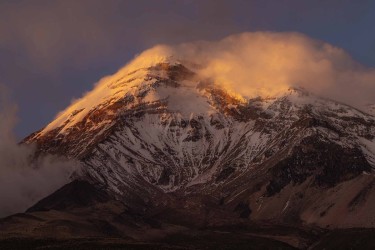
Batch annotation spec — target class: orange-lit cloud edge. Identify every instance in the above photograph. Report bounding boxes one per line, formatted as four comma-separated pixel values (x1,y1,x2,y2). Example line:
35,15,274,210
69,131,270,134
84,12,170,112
117,32,375,105
51,31,375,127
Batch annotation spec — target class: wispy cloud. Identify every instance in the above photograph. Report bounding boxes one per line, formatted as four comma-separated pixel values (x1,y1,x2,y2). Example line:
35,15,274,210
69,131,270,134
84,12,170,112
0,85,79,218
122,32,375,108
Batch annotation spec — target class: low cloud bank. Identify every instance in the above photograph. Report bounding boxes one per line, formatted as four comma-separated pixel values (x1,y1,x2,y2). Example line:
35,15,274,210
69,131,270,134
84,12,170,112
0,86,79,218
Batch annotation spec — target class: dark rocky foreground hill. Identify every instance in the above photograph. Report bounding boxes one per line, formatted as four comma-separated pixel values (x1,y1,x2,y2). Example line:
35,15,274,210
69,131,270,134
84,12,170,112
1,181,375,249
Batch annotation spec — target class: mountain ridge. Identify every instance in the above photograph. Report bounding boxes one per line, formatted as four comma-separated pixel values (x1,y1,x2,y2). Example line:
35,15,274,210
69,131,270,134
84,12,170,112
2,61,375,247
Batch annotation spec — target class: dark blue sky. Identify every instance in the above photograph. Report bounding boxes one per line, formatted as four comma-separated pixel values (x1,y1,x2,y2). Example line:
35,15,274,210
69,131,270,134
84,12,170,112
0,0,374,138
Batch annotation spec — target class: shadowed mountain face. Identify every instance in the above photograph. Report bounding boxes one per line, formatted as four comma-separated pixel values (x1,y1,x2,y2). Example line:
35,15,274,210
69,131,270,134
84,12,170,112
1,62,375,248
26,180,111,213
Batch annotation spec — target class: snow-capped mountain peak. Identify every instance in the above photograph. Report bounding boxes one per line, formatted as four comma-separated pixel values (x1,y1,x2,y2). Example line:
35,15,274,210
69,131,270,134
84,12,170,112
22,60,375,229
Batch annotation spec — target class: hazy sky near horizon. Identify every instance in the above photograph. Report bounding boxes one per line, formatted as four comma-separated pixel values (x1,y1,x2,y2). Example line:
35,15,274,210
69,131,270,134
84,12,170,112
1,0,375,137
